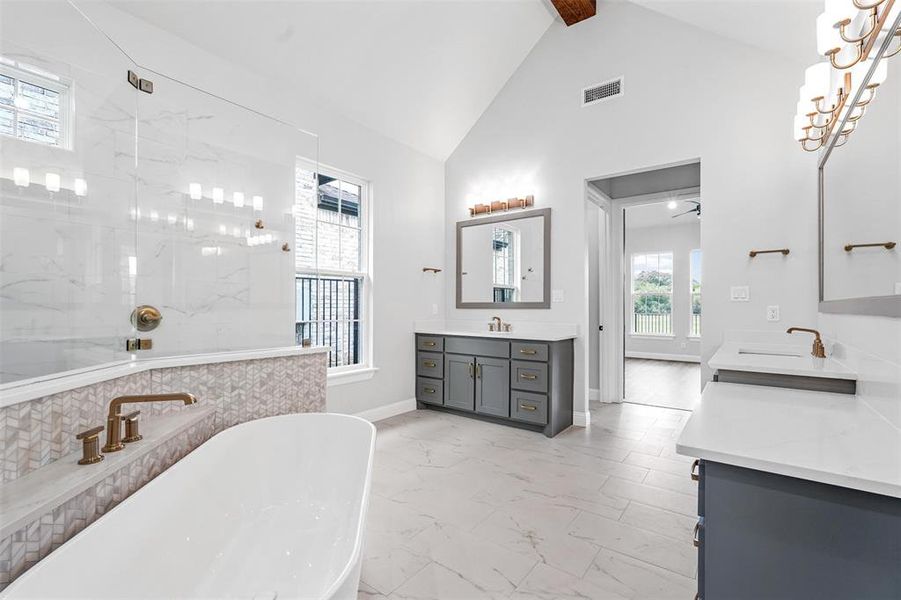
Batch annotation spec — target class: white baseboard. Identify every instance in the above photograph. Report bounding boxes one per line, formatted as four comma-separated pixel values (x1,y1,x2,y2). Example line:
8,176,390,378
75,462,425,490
626,351,700,363
589,388,600,401
354,398,416,423
573,411,591,427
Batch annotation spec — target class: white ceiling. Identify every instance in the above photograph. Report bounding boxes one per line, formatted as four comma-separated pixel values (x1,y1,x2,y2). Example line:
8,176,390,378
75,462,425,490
622,0,822,64
107,0,556,160
626,199,700,228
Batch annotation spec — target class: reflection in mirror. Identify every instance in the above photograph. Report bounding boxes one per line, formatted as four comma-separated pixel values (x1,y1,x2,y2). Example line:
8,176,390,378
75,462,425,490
822,56,900,303
457,208,550,308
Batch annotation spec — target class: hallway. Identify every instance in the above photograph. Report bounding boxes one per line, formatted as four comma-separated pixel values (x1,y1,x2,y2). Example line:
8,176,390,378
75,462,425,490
624,358,701,411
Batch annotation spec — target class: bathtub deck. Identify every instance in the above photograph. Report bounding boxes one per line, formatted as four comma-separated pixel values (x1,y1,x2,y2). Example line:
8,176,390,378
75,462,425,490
361,402,696,599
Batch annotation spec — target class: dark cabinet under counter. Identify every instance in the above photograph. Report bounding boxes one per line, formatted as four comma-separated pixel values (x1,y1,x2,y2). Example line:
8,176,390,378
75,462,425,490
415,334,573,437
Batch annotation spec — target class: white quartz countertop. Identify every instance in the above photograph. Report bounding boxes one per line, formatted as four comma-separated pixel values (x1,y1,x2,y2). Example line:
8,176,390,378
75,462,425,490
414,321,577,342
677,383,901,498
708,342,857,380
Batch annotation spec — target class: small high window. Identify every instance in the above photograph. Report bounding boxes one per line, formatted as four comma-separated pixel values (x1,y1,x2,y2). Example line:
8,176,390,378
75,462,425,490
0,63,70,148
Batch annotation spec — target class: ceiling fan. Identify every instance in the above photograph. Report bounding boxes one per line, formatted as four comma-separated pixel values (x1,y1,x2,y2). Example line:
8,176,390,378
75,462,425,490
671,200,701,219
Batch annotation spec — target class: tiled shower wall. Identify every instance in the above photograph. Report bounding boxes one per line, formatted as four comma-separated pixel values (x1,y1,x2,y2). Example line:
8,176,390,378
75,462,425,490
0,351,326,588
0,352,327,483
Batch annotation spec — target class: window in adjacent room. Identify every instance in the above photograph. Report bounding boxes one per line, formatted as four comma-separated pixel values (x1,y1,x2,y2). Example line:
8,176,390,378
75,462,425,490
492,225,518,303
0,63,70,148
295,160,369,369
630,251,673,336
690,248,702,337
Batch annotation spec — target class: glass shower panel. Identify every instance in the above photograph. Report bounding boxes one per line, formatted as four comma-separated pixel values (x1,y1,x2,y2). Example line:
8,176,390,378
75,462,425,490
0,1,138,385
134,71,318,358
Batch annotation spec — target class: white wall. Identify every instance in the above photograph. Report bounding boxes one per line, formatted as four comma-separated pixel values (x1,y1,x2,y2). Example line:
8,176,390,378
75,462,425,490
445,2,818,415
624,221,701,360
75,2,446,416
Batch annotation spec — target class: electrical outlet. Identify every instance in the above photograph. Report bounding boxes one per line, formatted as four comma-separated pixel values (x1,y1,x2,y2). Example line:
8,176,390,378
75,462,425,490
552,289,565,303
431,303,439,316
730,286,750,302
766,305,780,321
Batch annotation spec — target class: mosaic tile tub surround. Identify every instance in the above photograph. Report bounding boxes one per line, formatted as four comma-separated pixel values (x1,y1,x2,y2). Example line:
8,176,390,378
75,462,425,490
0,350,327,589
1,351,327,483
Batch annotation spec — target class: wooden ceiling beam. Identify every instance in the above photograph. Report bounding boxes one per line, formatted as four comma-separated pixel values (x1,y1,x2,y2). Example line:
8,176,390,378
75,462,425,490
550,0,596,26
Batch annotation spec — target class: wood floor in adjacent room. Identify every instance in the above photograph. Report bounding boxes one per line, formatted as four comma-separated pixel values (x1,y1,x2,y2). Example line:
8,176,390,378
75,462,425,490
624,358,701,411
359,401,697,599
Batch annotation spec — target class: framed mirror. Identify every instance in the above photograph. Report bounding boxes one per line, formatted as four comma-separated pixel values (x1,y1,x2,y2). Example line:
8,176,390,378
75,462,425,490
456,208,551,309
818,21,901,318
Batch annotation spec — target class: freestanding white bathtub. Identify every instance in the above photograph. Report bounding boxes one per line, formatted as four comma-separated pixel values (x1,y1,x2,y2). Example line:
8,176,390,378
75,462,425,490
2,413,376,600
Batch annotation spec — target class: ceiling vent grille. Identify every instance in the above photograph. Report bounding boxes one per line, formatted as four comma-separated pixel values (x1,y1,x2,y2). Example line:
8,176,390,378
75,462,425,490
582,77,623,107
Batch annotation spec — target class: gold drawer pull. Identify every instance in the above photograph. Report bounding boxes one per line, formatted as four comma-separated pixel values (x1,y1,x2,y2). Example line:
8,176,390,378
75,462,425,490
424,341,436,347
423,387,436,394
693,521,701,547
519,348,537,355
519,404,537,411
423,361,436,368
690,459,700,482
520,373,538,380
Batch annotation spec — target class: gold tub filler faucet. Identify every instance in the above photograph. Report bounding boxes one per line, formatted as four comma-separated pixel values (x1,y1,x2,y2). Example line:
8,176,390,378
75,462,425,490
101,393,197,453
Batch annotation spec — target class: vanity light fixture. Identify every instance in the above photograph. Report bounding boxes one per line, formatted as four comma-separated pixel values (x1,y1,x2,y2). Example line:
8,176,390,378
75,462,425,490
252,195,263,211
45,172,60,192
469,195,535,217
817,0,900,70
13,167,29,187
74,178,87,197
233,191,245,208
212,187,224,204
189,183,202,200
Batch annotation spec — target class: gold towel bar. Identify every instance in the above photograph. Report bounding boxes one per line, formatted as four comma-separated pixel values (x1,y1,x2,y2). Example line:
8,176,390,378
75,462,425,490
749,248,790,257
844,242,896,252
422,267,442,273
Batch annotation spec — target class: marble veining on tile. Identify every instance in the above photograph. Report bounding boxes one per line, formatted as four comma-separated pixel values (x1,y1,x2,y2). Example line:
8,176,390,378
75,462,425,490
360,401,698,599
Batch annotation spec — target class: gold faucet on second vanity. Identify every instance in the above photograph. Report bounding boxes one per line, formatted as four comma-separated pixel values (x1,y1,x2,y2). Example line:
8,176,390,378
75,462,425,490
490,316,503,331
786,327,827,358
102,393,196,453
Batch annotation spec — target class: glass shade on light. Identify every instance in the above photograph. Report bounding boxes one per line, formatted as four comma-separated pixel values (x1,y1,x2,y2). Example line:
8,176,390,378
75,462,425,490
189,183,202,200
13,167,29,187
44,173,60,192
252,195,263,211
212,187,224,204
233,192,245,208
74,178,87,196
817,11,844,57
802,62,833,103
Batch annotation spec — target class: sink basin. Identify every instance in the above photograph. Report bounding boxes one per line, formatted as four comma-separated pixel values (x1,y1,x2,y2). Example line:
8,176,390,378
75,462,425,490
738,348,804,358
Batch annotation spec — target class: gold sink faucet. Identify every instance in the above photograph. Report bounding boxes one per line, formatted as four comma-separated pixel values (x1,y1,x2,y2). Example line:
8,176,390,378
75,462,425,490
102,393,196,453
786,327,826,358
490,316,503,331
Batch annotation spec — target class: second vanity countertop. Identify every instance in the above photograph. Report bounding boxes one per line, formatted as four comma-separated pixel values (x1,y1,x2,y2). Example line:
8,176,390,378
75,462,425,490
414,321,578,342
708,341,857,380
677,382,900,498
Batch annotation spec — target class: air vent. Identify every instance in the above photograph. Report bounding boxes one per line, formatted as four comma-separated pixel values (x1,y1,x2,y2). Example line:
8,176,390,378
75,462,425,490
582,77,623,107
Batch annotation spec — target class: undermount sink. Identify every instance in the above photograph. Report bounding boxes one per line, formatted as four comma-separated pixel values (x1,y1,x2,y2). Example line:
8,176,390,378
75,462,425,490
737,348,804,358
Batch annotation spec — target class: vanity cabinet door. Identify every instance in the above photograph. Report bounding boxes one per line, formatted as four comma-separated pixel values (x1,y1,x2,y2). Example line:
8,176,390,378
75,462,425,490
475,356,510,418
444,354,475,411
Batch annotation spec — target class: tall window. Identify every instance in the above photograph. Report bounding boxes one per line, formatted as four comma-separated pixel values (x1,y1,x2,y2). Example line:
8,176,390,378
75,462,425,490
295,161,368,369
690,249,702,337
631,252,673,336
0,64,69,148
492,226,517,303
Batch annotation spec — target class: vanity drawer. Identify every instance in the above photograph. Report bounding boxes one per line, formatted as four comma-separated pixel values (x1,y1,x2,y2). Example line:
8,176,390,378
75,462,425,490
511,390,548,425
512,341,548,362
417,351,444,378
445,337,510,359
417,335,444,352
511,360,548,393
417,376,443,405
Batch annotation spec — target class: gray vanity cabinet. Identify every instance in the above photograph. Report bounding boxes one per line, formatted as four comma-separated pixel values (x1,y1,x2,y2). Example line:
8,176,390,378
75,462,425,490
415,333,573,437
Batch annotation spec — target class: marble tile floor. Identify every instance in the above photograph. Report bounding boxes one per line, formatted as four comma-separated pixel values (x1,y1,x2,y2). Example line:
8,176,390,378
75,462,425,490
359,401,698,599
624,359,701,411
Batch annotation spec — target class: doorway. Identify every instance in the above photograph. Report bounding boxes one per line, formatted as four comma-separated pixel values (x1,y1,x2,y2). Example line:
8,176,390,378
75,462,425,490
587,161,702,411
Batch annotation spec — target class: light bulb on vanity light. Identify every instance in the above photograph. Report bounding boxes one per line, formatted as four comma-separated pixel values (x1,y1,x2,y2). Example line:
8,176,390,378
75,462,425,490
252,195,263,211
45,173,60,192
233,192,245,208
218,224,227,235
667,200,678,210
13,167,29,187
189,183,202,200
212,187,224,204
74,178,87,197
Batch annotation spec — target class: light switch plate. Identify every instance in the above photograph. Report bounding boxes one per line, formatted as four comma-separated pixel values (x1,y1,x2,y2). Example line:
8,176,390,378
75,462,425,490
552,289,565,303
431,303,439,315
766,305,780,321
730,286,750,302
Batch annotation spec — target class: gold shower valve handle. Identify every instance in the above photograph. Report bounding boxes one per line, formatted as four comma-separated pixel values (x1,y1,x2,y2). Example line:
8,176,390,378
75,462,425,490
121,410,143,443
76,426,105,465
131,305,162,332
